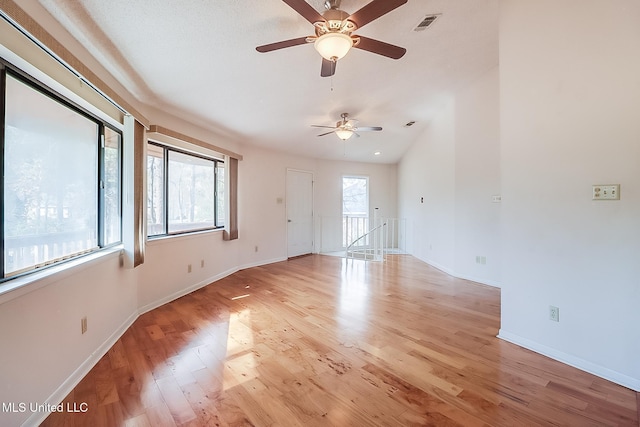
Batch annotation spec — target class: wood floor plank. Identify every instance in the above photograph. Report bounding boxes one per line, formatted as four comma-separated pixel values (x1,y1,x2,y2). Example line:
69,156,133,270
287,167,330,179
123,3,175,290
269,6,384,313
155,376,197,425
41,255,638,426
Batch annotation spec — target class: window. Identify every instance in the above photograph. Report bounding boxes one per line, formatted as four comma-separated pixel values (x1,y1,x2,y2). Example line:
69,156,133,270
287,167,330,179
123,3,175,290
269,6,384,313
342,176,369,247
147,142,224,237
343,176,369,217
1,66,122,278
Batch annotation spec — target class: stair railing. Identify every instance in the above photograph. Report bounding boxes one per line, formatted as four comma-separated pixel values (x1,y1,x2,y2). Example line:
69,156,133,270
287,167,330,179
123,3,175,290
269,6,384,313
345,221,387,261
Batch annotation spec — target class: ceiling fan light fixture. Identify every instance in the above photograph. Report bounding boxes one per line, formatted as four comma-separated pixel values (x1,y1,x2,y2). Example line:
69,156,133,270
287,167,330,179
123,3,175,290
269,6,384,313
335,129,354,140
314,32,353,61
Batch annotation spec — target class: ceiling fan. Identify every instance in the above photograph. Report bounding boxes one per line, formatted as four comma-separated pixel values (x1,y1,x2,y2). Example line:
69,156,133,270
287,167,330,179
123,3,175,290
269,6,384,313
312,113,382,140
256,0,407,77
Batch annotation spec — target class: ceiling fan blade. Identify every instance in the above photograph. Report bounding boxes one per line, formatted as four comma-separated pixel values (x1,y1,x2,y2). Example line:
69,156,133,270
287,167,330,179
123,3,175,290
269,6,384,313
320,58,336,77
311,125,338,129
256,36,310,53
355,126,383,132
347,0,407,28
354,36,406,59
283,0,326,24
317,131,336,137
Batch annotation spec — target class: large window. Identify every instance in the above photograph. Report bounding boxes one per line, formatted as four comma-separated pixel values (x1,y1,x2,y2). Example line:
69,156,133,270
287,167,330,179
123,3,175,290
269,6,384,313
147,142,224,236
1,66,122,278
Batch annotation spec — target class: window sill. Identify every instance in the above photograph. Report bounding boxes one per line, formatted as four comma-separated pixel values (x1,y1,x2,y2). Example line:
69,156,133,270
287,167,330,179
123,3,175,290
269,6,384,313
0,246,124,306
146,228,225,246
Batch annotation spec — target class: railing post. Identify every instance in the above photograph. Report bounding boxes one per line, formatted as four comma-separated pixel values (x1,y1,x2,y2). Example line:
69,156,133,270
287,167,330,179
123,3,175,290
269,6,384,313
344,215,349,258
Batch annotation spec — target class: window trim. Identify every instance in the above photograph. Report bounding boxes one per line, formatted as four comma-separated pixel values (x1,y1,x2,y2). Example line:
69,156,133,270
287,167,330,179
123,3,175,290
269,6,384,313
0,64,7,278
99,125,124,248
0,61,123,281
147,140,224,239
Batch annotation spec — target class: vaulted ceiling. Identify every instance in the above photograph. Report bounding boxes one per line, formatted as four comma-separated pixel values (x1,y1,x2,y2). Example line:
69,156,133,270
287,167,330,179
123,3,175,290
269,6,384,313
26,0,498,163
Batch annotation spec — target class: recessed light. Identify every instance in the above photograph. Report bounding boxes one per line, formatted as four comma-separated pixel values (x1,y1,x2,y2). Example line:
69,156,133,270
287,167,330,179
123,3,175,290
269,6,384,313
374,151,381,156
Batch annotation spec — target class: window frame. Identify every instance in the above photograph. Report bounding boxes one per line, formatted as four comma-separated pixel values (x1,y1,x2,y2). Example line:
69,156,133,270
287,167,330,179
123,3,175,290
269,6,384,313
146,140,224,238
0,60,123,281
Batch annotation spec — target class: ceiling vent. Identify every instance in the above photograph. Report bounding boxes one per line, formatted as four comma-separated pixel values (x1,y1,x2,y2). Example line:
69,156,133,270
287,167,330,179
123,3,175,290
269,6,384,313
413,14,440,32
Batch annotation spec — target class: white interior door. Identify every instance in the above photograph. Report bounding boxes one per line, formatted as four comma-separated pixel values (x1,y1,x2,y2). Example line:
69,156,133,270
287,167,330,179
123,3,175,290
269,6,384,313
286,169,314,258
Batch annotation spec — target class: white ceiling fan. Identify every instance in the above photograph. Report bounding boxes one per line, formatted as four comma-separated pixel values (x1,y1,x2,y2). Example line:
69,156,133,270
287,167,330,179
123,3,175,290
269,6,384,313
312,112,382,140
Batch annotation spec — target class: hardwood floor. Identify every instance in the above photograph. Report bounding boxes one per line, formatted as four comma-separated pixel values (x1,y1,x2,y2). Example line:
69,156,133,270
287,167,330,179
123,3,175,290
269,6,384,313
42,255,638,426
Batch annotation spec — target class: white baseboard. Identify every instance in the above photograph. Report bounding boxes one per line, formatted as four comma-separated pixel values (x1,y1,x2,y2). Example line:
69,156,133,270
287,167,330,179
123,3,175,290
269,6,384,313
412,252,639,391
23,311,139,427
416,256,455,277
137,258,288,317
25,267,239,426
410,254,501,289
138,266,239,316
454,273,502,288
238,257,288,271
498,329,640,392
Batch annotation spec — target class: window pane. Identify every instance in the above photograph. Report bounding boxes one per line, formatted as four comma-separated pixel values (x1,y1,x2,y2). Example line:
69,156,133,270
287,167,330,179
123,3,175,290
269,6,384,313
216,162,225,227
342,176,369,247
147,143,165,236
4,75,98,275
167,151,216,233
342,177,368,216
103,128,121,245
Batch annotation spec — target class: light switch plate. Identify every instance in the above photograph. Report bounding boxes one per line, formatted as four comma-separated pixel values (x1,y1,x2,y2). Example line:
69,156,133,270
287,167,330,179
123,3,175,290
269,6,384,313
592,184,619,200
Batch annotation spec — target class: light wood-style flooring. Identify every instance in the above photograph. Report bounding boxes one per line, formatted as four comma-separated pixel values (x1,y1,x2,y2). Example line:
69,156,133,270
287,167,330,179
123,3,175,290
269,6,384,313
43,255,639,426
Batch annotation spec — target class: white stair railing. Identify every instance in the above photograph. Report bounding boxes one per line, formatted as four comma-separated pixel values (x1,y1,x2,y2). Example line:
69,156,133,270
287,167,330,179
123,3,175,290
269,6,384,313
318,214,406,259
345,221,387,261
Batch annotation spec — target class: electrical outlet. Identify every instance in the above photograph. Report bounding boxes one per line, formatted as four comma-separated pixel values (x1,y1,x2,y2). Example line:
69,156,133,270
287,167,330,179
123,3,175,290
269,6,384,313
187,264,192,273
475,256,487,265
255,245,258,252
200,259,205,268
549,306,559,322
81,317,88,334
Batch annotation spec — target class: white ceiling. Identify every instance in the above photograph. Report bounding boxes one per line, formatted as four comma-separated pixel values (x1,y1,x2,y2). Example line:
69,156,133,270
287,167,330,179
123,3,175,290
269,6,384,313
34,0,498,164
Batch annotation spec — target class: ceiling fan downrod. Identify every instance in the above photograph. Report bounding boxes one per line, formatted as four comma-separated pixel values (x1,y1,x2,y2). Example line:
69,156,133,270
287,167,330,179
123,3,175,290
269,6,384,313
324,0,341,10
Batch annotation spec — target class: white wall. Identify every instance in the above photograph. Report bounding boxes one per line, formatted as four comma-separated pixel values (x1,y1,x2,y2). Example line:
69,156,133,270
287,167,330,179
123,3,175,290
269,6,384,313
237,143,397,261
137,233,240,312
236,144,314,267
454,68,501,286
398,100,456,272
398,65,500,281
315,159,397,253
499,0,640,390
0,253,138,427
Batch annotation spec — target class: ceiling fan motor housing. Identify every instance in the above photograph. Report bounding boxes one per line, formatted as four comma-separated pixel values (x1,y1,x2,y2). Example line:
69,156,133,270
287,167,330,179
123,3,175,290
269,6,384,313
315,9,357,36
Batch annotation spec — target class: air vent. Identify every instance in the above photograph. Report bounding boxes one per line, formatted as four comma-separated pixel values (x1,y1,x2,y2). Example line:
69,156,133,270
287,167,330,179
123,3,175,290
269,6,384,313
404,121,416,127
414,14,440,32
